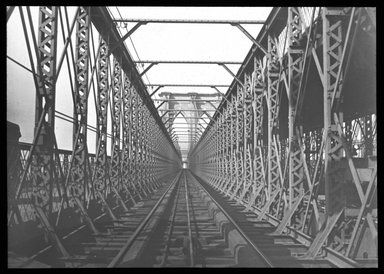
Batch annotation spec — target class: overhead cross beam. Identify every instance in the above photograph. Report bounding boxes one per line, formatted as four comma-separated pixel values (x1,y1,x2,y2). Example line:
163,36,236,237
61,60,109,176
158,109,216,112
146,84,230,87
134,60,243,64
164,116,212,119
153,99,222,102
159,92,220,97
161,110,208,121
113,18,266,24
171,125,206,130
165,121,210,124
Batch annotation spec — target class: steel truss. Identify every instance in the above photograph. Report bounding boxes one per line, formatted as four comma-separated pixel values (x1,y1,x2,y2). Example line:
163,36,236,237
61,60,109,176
8,6,181,258
189,7,376,264
7,6,376,266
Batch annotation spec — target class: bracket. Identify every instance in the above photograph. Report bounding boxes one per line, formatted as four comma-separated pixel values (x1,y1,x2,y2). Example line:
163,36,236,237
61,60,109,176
109,22,147,54
139,62,158,77
218,63,244,87
231,23,268,55
156,101,166,110
150,86,164,97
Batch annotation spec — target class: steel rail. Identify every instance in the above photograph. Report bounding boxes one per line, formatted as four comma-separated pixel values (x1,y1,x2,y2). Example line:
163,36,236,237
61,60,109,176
185,172,201,246
108,171,182,267
189,170,274,267
184,171,195,266
159,171,183,266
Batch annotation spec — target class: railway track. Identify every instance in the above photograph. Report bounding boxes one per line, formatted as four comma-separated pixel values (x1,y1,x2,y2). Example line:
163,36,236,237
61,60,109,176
10,170,359,268
132,170,263,267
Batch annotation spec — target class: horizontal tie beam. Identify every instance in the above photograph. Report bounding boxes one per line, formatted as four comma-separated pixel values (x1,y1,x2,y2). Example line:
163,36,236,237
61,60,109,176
154,99,222,102
146,84,230,87
133,60,243,64
113,18,266,24
159,109,216,112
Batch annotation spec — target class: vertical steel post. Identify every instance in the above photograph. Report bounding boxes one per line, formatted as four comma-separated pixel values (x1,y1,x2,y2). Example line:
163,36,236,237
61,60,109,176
110,56,122,192
287,7,305,212
30,6,69,257
130,89,143,200
267,34,281,202
94,36,109,195
257,34,282,221
121,74,136,204
110,56,128,211
231,86,244,200
32,6,59,219
273,7,307,234
239,73,253,202
247,57,266,210
92,36,117,221
306,7,347,258
69,6,90,202
66,7,100,234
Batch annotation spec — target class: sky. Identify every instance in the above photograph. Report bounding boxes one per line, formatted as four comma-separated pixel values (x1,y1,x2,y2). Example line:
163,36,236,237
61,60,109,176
7,6,272,158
